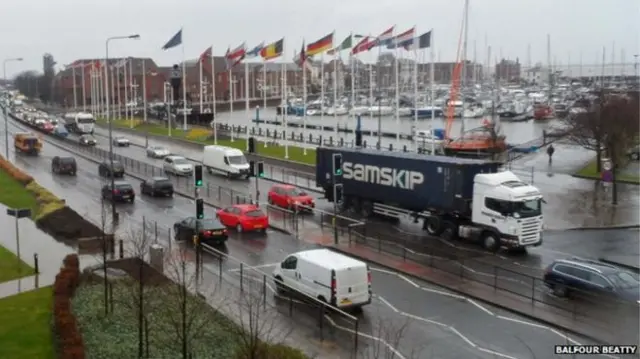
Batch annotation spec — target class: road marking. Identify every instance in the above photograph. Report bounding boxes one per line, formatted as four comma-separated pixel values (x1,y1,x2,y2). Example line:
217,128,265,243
400,311,447,327
419,286,465,299
377,296,399,313
467,299,494,316
477,347,518,359
397,274,420,288
449,327,477,348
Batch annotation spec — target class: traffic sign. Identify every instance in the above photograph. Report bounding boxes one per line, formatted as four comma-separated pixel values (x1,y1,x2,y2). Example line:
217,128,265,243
6,208,31,218
602,161,612,171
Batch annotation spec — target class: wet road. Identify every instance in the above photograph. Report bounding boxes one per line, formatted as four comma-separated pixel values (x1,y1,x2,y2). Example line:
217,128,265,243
3,113,626,358
87,125,640,278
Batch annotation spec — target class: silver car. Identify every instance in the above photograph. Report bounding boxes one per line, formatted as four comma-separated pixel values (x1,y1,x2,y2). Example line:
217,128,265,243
146,146,170,158
113,136,130,147
162,155,193,176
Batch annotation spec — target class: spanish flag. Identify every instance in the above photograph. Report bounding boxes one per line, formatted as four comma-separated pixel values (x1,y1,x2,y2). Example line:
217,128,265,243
260,38,284,60
306,33,333,56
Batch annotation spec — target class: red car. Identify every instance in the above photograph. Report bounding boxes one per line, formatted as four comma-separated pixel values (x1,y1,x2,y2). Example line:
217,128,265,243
42,122,55,133
216,204,269,233
267,184,315,211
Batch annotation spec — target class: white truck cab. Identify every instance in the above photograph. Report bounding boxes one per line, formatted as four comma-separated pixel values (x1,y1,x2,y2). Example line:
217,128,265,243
273,249,372,309
202,145,250,179
468,171,543,250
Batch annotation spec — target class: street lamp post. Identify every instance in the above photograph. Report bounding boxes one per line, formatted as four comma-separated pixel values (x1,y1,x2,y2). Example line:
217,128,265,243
105,34,140,225
3,57,24,158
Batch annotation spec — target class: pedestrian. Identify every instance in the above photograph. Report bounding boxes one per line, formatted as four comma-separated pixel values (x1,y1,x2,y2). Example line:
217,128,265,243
547,144,555,164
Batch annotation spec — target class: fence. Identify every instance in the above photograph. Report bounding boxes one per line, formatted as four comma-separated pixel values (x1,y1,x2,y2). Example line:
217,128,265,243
333,224,639,341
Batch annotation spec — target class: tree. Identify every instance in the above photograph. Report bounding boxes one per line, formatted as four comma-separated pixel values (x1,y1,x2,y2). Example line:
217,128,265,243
359,314,417,359
563,94,608,171
13,70,53,103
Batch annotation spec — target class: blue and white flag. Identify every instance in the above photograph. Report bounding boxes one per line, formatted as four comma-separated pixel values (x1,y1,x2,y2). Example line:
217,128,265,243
245,42,264,58
162,29,183,50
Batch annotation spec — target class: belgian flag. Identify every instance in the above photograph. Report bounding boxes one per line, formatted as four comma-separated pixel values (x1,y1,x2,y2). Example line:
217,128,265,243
260,38,284,60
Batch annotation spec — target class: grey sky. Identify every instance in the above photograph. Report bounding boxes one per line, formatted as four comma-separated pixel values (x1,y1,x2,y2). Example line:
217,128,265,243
1,0,638,77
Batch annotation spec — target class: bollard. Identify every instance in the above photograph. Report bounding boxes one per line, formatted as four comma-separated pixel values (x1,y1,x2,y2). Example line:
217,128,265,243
318,135,323,145
266,129,270,137
329,136,333,146
119,239,124,258
339,138,344,147
389,143,393,151
376,141,381,150
33,253,39,274
403,145,407,152
363,140,367,148
308,133,312,142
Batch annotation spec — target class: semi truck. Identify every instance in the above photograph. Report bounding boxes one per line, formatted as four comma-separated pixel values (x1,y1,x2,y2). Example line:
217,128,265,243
63,112,95,134
316,147,544,252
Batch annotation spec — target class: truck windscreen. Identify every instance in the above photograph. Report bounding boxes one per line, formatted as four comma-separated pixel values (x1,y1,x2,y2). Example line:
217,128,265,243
77,118,95,124
24,138,37,146
511,199,541,218
227,155,246,165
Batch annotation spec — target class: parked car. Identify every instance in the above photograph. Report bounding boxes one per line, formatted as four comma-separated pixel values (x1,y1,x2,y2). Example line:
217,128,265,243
163,155,194,176
267,184,315,211
543,257,640,302
79,134,97,146
112,136,130,147
101,181,135,203
146,145,171,158
272,249,372,309
216,204,268,233
173,217,228,245
98,160,125,178
51,156,77,175
140,177,174,197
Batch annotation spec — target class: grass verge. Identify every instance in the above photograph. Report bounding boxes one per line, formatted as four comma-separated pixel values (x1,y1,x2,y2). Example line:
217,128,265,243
574,158,640,185
0,244,33,283
96,118,317,165
0,167,39,216
0,286,56,359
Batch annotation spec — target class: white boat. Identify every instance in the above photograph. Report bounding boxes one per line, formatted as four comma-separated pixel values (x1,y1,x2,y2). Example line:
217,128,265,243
462,107,485,118
397,107,413,117
413,128,445,146
325,105,349,116
367,105,394,116
349,105,369,115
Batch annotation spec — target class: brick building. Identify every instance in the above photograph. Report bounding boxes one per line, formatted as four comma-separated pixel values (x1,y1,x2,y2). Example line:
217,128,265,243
495,59,521,82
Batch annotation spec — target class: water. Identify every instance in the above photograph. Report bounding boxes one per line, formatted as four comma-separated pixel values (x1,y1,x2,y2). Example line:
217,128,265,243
218,107,553,146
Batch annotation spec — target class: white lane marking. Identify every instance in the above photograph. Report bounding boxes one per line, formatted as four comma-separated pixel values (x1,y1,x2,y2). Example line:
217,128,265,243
449,327,477,348
377,296,399,313
477,347,518,359
397,274,420,288
227,263,279,272
371,267,609,355
399,311,447,327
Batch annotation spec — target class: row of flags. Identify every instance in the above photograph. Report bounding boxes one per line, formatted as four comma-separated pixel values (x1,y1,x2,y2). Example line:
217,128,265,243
66,26,432,72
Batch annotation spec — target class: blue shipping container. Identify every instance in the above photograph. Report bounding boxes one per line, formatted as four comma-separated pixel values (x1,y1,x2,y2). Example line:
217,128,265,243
316,147,500,213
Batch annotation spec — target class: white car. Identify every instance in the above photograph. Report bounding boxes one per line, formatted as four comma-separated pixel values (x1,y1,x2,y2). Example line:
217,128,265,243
146,146,170,158
163,155,193,176
113,136,130,147
79,135,97,146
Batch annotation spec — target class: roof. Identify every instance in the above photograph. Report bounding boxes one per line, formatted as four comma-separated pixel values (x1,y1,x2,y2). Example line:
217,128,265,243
204,145,244,154
321,147,499,165
296,249,365,270
232,204,260,211
57,58,160,78
552,258,619,275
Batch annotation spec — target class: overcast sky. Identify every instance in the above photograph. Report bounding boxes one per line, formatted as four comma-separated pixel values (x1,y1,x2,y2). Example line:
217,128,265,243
1,0,638,77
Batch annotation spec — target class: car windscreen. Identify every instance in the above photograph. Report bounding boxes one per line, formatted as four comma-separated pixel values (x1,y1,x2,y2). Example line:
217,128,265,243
198,219,224,229
115,184,133,190
24,138,38,146
111,161,123,169
154,180,172,187
60,158,75,165
173,158,189,165
245,209,266,218
285,188,307,196
227,155,247,165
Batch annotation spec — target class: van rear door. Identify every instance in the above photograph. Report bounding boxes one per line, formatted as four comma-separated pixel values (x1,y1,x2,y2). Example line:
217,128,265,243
334,264,370,307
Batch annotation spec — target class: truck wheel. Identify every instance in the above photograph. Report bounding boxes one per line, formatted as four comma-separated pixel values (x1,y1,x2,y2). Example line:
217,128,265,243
425,216,444,236
442,222,459,241
481,231,500,252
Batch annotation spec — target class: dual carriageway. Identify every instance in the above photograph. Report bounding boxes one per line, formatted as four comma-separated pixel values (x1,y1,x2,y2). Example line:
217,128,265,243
1,111,635,358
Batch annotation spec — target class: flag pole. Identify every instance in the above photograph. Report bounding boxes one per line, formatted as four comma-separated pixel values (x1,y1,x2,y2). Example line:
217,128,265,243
211,47,217,145
394,36,400,143
72,66,77,110
413,27,418,150
142,60,147,124
302,41,307,157
129,59,134,123
229,67,234,141
261,55,266,148
430,30,436,155
97,66,102,118
182,38,188,131
319,52,324,136
244,60,250,151
199,57,203,118
124,59,129,123
117,65,122,119
283,39,288,159
333,37,340,141
81,63,87,111
109,65,115,119
89,68,94,116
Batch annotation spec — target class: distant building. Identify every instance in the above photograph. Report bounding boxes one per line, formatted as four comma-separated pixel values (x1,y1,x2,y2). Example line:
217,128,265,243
495,59,521,82
42,53,56,75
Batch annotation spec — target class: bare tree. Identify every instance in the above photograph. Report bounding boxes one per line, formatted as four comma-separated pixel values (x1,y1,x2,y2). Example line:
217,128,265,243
159,244,216,359
224,278,294,359
563,95,607,171
359,314,418,359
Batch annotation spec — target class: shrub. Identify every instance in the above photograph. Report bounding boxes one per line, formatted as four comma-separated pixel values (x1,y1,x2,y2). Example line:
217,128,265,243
25,181,65,220
53,253,85,359
186,128,212,141
0,155,34,184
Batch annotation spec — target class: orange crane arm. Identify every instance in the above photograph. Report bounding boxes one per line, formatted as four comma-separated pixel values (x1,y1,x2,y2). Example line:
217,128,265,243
444,4,467,141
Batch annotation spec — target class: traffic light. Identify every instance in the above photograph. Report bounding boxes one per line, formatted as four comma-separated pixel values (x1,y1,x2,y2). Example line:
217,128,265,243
333,184,343,203
248,137,256,153
195,165,203,187
257,162,265,178
332,153,343,176
196,198,204,219
249,160,255,177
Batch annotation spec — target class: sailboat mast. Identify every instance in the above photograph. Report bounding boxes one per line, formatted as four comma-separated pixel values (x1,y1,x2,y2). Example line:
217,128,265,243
461,0,470,89
546,34,552,101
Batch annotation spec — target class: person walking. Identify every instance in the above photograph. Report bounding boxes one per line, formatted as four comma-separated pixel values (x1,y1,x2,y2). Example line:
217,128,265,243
547,144,555,164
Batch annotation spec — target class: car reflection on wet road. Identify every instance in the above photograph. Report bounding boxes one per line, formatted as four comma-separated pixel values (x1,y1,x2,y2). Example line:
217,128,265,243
5,113,628,358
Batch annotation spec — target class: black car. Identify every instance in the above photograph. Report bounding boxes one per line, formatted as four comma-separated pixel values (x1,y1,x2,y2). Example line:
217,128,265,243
98,160,125,178
173,217,228,245
79,134,97,146
101,181,135,203
51,156,77,175
543,257,640,303
140,177,174,197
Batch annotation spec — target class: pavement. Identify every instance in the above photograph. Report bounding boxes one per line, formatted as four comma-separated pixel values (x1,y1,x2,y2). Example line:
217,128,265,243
3,111,632,358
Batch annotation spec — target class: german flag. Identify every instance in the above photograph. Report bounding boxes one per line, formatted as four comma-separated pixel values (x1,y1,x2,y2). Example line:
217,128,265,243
260,38,284,60
306,33,333,56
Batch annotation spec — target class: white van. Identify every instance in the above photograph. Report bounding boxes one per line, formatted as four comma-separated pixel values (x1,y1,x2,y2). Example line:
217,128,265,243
202,145,250,179
273,249,372,309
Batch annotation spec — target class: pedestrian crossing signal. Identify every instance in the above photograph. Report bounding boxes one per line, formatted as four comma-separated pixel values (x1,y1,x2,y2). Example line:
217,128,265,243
257,162,265,177
332,153,342,176
195,165,203,187
196,198,204,219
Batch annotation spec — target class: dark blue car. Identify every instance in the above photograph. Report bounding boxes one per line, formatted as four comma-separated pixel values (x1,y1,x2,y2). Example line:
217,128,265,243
543,257,640,303
101,181,135,203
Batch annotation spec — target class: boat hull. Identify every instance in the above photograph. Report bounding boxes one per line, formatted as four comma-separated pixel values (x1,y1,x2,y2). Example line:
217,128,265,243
411,108,444,118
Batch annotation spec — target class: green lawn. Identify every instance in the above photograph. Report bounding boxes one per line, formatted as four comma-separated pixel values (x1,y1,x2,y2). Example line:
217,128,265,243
0,286,56,359
0,168,38,217
575,158,640,184
96,118,317,165
0,245,33,283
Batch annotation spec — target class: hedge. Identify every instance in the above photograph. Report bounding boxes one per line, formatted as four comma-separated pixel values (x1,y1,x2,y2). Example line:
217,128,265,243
53,253,85,359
